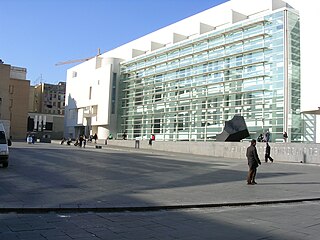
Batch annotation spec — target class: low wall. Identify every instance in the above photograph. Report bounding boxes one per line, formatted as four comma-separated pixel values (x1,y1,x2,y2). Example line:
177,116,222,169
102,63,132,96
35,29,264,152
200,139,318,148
103,139,320,164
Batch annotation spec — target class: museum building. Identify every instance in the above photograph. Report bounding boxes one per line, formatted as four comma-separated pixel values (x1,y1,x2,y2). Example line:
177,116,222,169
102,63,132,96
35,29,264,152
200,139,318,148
65,0,302,142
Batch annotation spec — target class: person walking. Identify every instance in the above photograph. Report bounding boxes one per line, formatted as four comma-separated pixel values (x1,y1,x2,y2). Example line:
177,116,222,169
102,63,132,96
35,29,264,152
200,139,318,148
122,131,127,140
83,136,86,148
283,131,288,142
79,135,83,147
93,133,98,143
246,139,261,185
265,142,274,163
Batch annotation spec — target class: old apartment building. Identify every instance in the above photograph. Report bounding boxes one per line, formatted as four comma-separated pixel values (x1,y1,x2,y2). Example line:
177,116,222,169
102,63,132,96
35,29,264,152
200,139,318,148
28,82,66,140
0,62,30,139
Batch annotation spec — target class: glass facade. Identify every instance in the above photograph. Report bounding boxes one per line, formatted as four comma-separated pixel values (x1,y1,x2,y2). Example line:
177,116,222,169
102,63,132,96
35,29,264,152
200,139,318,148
119,9,301,142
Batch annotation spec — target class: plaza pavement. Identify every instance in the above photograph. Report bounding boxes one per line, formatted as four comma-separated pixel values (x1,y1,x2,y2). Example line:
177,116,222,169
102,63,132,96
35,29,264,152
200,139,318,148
1,140,319,213
0,141,320,240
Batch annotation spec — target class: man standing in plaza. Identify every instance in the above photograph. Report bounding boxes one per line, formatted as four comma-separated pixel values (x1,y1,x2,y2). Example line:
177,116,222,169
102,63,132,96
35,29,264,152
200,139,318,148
246,139,261,185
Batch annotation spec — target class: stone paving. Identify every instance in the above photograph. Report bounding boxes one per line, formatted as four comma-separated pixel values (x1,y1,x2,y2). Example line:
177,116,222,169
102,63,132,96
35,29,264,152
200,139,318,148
0,201,319,239
0,141,319,239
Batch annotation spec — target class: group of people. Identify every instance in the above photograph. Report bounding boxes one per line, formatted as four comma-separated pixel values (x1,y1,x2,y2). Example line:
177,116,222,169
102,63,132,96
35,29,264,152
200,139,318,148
246,130,279,185
90,133,98,143
74,135,87,148
257,131,288,143
248,130,290,185
26,134,36,144
257,130,271,143
61,133,98,147
60,137,72,145
122,132,155,145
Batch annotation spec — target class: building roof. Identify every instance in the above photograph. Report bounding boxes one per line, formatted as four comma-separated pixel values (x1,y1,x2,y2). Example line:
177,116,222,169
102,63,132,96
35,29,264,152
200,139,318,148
100,0,294,62
301,108,320,115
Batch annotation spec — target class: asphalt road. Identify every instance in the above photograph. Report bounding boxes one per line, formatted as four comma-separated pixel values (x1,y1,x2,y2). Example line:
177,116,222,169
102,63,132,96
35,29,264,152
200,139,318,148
0,141,319,239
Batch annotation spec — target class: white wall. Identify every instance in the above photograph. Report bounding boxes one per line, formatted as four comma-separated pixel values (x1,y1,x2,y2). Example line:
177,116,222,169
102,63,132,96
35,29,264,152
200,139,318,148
283,0,320,142
284,0,320,112
64,57,122,138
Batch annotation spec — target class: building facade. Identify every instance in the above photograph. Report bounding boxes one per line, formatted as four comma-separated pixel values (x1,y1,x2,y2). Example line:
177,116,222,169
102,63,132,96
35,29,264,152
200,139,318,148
0,64,11,121
0,63,30,139
65,0,302,142
31,82,66,115
65,57,122,139
28,82,66,140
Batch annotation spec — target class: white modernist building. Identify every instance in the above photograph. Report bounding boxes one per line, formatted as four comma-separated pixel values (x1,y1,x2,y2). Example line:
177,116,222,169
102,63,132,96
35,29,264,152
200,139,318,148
64,0,317,142
65,57,122,140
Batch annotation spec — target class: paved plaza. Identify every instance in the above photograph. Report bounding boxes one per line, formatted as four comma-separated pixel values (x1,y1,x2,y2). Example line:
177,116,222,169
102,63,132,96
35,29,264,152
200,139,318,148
0,141,319,239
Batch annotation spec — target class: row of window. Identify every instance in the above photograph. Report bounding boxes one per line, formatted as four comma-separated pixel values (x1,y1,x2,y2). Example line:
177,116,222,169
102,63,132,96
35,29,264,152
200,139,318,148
127,57,271,83
123,18,284,73
44,109,65,115
125,47,276,81
123,76,283,99
43,94,65,100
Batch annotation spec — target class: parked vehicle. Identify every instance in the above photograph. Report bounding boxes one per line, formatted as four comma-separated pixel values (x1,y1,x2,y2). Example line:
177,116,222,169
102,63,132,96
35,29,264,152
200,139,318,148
0,120,10,139
0,123,12,168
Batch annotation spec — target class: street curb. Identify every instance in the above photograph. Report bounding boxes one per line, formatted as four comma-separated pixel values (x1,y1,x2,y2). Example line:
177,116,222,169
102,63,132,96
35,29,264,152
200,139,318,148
1,198,320,214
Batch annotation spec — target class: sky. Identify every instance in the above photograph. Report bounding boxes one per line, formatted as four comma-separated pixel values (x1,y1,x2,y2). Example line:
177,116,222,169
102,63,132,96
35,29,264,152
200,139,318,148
1,0,227,85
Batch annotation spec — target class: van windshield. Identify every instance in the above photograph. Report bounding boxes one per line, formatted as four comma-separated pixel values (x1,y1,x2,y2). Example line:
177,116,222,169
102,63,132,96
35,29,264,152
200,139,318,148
0,131,7,144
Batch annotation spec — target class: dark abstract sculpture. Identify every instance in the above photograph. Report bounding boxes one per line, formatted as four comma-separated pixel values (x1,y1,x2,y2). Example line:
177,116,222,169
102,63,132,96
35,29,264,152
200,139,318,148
216,115,250,142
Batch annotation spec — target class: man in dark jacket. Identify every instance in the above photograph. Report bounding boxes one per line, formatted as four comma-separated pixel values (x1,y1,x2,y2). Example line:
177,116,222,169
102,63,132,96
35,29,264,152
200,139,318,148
246,139,261,185
265,142,274,163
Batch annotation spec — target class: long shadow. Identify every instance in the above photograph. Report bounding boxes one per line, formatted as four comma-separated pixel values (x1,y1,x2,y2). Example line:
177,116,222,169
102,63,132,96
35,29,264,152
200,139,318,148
0,143,312,239
0,143,304,209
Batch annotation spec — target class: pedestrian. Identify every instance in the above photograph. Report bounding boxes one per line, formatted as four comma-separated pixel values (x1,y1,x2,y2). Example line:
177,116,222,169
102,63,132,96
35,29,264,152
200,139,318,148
83,137,86,148
264,130,270,142
79,135,83,147
93,133,98,143
257,133,263,142
265,142,274,163
283,131,288,142
246,139,261,185
135,136,140,148
149,134,155,145
122,131,127,140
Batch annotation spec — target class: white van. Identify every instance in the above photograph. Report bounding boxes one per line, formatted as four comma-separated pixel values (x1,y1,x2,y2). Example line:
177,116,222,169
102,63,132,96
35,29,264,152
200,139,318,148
0,123,12,168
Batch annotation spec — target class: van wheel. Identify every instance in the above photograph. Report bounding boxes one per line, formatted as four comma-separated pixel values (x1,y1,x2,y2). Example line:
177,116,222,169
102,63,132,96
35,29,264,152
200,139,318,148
3,162,8,168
